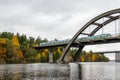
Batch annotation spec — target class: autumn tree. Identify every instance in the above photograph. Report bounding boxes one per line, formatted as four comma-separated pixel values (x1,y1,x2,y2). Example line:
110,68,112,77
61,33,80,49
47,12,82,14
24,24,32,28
53,47,62,62
11,35,23,63
0,38,7,63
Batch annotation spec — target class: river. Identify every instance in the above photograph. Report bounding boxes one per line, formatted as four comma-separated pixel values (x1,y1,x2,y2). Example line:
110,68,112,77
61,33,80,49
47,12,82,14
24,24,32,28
0,62,120,80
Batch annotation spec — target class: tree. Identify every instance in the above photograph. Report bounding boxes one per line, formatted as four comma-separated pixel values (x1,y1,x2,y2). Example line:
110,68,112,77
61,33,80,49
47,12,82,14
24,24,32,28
35,36,41,47
0,32,14,39
19,34,28,46
53,47,62,62
10,35,21,63
0,38,9,63
12,35,20,48
42,49,49,62
36,53,41,62
29,36,35,48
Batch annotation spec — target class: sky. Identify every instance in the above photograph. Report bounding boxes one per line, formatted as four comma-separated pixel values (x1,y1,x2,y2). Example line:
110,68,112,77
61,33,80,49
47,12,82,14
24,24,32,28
0,0,120,60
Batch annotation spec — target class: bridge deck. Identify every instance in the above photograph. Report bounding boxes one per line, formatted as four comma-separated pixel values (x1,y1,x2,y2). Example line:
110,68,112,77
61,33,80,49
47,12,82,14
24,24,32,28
34,35,120,49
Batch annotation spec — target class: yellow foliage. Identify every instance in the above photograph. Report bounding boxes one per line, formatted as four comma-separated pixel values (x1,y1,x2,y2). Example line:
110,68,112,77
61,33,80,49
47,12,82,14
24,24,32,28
36,53,41,60
57,47,61,53
34,44,39,47
42,52,46,58
42,49,49,57
44,49,49,54
0,38,7,45
91,54,96,61
12,35,20,48
81,56,85,62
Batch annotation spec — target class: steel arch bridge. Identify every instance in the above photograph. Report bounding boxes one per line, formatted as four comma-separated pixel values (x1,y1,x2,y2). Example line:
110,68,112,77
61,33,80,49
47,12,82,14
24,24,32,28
59,8,120,62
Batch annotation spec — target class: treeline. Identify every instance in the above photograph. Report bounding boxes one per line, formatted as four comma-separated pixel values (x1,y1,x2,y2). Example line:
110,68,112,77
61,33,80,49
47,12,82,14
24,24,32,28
0,32,62,63
0,32,109,63
79,51,109,62
66,49,109,62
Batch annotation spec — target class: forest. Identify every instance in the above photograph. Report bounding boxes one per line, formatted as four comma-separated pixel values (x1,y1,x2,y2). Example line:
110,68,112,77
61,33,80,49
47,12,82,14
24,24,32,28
0,32,109,63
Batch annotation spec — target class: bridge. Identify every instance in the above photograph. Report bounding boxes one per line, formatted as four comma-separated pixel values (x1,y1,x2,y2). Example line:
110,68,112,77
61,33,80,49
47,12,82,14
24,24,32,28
35,33,120,49
94,50,120,54
93,51,120,62
34,8,120,63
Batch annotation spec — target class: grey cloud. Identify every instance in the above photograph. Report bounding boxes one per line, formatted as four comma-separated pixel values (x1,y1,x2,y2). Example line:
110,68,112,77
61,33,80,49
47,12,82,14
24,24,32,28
0,0,120,60
0,0,120,40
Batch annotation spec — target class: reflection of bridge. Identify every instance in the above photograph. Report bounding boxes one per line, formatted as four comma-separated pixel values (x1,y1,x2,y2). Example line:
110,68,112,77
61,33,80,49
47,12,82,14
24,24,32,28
35,9,120,63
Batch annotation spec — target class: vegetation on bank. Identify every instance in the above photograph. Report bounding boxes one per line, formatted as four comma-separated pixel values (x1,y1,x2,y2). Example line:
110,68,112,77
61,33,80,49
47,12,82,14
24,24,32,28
0,32,109,63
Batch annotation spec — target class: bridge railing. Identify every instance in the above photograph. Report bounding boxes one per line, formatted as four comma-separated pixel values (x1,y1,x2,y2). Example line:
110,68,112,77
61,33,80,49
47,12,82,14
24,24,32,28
39,33,120,47
111,33,120,38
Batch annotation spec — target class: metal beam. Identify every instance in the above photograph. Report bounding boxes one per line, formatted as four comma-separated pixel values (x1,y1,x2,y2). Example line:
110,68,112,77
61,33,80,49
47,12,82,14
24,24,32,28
81,33,90,35
90,15,120,36
106,15,116,19
73,46,84,61
92,23,102,26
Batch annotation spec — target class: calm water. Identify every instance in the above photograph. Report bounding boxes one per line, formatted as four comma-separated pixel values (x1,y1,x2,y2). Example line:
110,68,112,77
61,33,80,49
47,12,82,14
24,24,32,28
79,62,120,80
0,62,120,80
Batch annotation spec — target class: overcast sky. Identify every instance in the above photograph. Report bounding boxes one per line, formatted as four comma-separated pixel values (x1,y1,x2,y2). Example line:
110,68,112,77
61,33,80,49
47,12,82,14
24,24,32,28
0,0,120,59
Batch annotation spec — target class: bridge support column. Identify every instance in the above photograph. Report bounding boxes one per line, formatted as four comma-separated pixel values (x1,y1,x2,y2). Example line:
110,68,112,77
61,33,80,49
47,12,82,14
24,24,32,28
49,49,53,63
115,52,120,62
69,63,79,80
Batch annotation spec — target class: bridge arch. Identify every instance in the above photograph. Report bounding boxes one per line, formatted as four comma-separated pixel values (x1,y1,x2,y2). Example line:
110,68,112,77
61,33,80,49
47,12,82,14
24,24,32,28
59,8,120,62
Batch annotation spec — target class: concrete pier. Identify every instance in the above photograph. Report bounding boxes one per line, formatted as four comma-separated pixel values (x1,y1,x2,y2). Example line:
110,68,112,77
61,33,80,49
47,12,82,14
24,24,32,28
69,63,79,80
49,49,53,63
115,52,120,62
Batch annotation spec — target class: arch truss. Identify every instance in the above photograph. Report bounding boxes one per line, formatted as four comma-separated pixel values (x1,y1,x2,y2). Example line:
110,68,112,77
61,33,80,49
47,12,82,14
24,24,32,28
59,8,120,62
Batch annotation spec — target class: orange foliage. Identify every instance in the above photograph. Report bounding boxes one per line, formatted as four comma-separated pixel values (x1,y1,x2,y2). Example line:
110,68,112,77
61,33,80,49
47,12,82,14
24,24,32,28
0,47,7,54
0,38,7,55
17,51,23,58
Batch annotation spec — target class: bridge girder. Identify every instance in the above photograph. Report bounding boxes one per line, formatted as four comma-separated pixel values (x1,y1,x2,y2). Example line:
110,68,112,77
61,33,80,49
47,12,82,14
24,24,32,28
59,8,120,62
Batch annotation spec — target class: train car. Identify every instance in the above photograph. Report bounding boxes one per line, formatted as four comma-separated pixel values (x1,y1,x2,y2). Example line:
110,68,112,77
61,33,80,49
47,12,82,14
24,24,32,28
64,39,70,43
39,34,112,47
89,34,111,41
79,37,89,42
49,41,54,45
40,42,47,46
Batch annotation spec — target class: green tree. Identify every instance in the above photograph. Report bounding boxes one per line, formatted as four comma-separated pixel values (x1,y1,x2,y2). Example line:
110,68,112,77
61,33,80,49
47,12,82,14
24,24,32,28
35,36,41,47
0,32,14,39
29,36,35,48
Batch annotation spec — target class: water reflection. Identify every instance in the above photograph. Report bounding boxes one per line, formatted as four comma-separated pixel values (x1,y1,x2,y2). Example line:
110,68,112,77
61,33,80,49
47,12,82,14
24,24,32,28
0,62,120,80
0,64,24,80
0,64,70,80
79,62,120,80
115,63,120,80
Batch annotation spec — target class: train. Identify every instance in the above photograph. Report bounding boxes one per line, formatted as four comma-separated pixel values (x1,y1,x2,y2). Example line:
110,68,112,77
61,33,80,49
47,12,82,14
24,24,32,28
77,34,111,42
40,34,112,46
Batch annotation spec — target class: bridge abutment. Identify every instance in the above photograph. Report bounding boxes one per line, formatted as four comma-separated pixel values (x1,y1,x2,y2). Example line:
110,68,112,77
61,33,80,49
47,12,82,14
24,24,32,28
115,52,120,62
